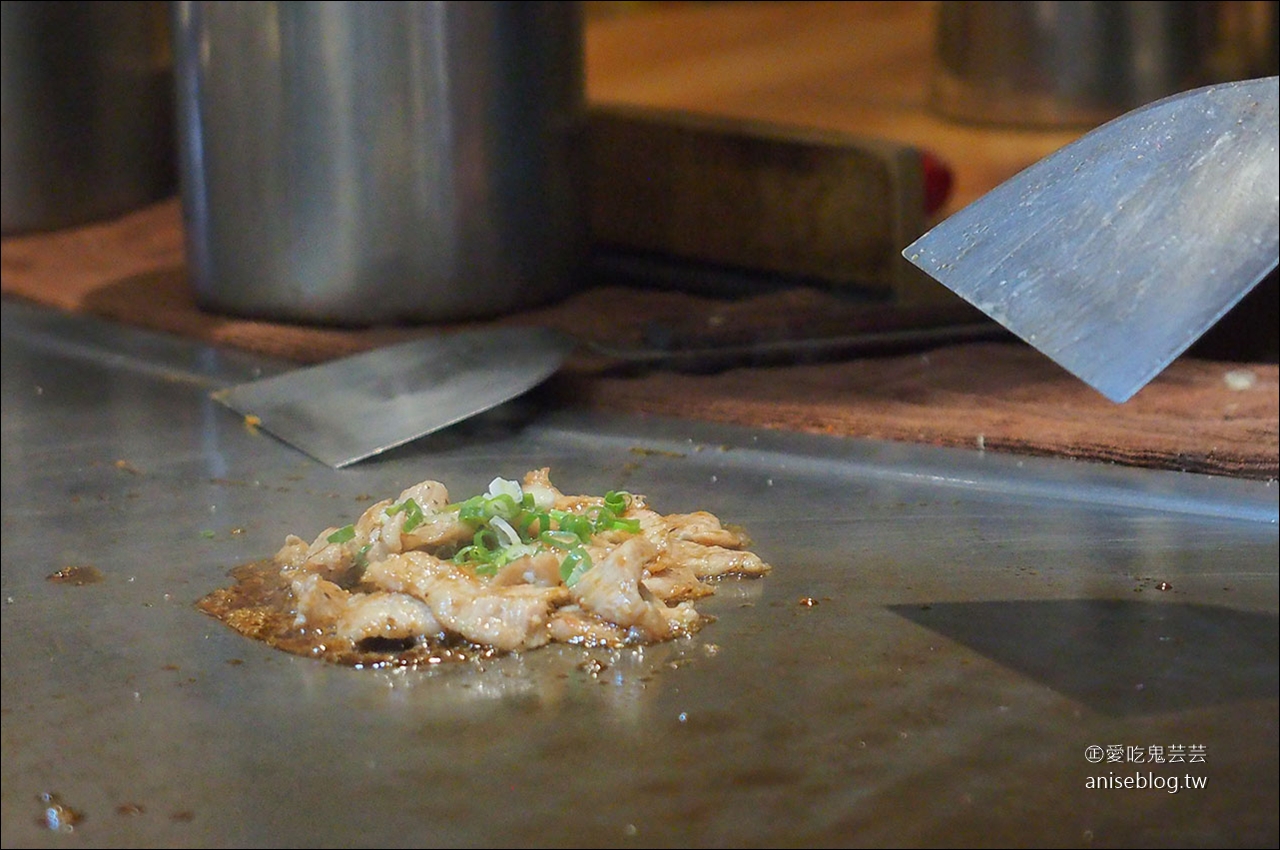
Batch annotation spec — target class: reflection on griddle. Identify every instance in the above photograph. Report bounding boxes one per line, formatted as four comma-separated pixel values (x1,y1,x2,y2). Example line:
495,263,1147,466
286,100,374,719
890,599,1279,716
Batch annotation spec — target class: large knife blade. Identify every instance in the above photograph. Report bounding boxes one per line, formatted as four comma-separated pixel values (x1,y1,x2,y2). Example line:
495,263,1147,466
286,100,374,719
903,77,1279,403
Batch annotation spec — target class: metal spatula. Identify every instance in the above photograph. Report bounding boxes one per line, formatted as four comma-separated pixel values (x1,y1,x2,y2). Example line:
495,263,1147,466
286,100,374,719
211,326,577,468
903,77,1279,403
213,299,1002,468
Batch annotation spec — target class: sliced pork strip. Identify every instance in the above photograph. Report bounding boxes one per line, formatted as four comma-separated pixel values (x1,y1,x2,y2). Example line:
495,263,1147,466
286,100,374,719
664,510,749,548
394,480,475,551
277,527,359,582
364,552,569,651
640,561,716,603
520,467,563,510
274,534,311,570
663,537,770,579
289,573,443,645
572,537,672,641
335,592,443,645
546,605,629,647
490,550,563,588
289,573,349,628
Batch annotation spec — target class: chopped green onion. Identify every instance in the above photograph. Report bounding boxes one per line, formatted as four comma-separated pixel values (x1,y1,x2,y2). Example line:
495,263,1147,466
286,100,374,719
488,493,521,519
449,492,521,524
516,510,549,538
327,525,356,544
473,527,501,552
388,497,425,532
457,503,484,524
556,512,594,542
604,490,631,514
560,548,593,586
609,517,641,534
489,516,521,548
581,504,639,535
487,476,523,503
539,529,580,550
443,483,644,586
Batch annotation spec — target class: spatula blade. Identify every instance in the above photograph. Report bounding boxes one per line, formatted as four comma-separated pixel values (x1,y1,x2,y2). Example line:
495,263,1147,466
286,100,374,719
904,77,1279,403
213,326,574,468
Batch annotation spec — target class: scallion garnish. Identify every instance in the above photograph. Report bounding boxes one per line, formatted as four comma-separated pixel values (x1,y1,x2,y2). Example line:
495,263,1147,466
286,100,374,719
603,490,631,514
560,548,592,586
489,515,522,548
552,511,594,542
444,480,641,585
472,527,502,553
516,510,549,538
327,525,356,544
539,529,580,550
388,497,425,532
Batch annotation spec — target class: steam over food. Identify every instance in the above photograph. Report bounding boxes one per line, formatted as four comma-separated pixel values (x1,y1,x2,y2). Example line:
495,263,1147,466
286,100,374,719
198,469,770,666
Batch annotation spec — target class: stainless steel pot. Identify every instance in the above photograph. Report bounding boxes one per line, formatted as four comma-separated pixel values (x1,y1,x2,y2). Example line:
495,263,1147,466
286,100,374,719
1,0,176,235
930,1,1230,127
171,1,588,325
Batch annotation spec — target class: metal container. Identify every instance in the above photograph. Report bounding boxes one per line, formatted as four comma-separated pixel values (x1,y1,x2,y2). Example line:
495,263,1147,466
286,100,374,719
930,1,1226,127
171,1,587,326
1,0,175,235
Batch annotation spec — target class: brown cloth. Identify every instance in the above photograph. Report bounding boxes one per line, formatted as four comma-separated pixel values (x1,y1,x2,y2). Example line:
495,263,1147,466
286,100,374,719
3,199,1277,481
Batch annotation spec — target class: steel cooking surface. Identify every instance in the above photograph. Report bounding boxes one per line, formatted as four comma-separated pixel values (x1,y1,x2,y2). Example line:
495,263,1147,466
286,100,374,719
2,300,1276,848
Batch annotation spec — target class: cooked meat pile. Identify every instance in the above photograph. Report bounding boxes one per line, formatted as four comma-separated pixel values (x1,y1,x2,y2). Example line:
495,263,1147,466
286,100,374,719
198,469,770,666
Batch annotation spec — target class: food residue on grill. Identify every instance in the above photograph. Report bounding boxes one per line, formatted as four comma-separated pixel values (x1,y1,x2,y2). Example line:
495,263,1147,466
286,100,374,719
38,792,83,832
198,468,770,667
46,565,104,586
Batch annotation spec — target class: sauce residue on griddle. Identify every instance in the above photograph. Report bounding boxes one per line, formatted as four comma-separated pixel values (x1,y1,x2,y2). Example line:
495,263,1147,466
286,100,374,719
46,565,104,586
197,559,496,668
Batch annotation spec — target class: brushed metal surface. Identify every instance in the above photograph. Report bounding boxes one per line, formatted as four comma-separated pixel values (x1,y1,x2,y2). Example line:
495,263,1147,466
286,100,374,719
1,1,175,234
214,326,575,468
2,300,1276,848
171,1,587,324
931,1,1227,127
905,77,1280,403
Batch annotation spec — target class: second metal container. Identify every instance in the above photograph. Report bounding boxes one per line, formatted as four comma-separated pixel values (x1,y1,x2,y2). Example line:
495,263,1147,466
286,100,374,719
930,1,1226,127
1,1,175,235
172,1,587,325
